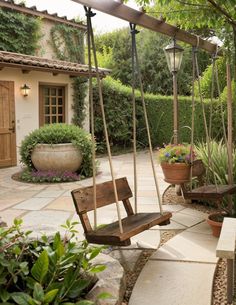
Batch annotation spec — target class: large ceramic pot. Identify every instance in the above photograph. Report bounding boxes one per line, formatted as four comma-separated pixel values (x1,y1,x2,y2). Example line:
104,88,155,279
31,143,82,172
161,162,191,184
206,212,225,237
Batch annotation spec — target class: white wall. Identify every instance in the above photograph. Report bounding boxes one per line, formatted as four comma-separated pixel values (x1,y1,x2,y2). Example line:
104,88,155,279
0,67,75,164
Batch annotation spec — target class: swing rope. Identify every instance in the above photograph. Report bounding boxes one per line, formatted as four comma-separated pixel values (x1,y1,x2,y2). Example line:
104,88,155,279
130,23,163,215
85,7,97,229
130,23,138,214
85,7,123,234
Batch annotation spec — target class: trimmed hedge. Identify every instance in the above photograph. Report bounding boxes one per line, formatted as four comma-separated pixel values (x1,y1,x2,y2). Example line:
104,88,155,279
93,77,228,152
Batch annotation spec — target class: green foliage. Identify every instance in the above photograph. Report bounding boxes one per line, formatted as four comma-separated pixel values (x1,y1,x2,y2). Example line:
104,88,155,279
194,57,227,98
20,124,93,177
95,28,210,96
93,77,224,152
158,143,194,164
50,23,84,63
50,23,87,127
0,219,105,304
0,8,41,54
72,77,88,127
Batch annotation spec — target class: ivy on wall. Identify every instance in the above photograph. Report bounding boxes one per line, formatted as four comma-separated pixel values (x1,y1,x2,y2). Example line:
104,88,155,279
0,8,41,54
50,23,87,127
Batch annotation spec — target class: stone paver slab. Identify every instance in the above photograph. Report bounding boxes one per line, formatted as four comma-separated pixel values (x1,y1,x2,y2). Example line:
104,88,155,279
152,220,187,231
0,198,26,210
14,197,54,210
180,207,208,218
132,229,161,249
162,204,185,213
0,209,27,226
172,211,205,227
151,231,218,263
129,260,216,305
46,197,75,212
34,190,66,198
186,221,212,235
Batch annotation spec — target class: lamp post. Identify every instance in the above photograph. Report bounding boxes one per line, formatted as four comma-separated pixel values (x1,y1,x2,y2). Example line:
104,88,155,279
164,39,184,144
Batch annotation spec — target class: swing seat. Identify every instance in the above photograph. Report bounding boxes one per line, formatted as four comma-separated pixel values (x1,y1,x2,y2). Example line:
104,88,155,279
71,177,172,246
182,184,236,201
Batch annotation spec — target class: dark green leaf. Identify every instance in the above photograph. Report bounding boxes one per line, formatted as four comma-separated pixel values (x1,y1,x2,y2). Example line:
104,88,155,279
31,249,49,283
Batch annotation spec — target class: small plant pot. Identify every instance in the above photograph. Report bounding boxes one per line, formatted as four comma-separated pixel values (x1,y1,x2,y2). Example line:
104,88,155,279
161,162,191,184
206,212,225,237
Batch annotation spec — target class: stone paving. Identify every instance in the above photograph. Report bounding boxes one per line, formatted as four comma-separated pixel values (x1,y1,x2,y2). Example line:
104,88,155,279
0,151,219,305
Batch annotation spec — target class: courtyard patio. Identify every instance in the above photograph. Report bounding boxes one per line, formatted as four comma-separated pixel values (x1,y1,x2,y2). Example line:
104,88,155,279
0,151,220,305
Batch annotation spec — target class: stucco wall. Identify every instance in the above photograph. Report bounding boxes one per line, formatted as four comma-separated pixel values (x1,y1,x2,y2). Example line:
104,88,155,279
0,67,75,164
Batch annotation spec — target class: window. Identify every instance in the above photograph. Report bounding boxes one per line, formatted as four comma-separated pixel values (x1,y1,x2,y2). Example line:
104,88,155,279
39,85,65,126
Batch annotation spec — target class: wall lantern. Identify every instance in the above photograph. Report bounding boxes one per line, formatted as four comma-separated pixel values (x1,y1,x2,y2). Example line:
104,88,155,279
21,84,30,97
164,39,184,73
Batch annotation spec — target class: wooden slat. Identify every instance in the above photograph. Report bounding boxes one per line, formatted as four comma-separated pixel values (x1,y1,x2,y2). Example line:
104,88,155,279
72,0,219,55
183,184,236,200
85,212,172,245
72,177,133,213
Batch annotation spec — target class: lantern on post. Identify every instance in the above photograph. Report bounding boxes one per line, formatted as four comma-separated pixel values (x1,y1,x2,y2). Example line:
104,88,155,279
164,39,184,144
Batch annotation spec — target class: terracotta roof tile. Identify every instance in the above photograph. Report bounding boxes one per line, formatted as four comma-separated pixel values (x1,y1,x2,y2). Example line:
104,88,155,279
0,51,110,77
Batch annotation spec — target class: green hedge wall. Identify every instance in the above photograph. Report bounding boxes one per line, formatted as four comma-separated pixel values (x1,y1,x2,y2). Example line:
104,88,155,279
93,77,227,152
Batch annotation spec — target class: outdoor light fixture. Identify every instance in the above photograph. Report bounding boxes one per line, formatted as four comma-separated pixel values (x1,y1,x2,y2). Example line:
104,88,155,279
21,84,30,97
164,39,184,144
164,39,184,73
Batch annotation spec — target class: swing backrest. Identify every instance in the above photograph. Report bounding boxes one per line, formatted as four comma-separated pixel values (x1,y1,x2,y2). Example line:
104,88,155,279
72,177,133,214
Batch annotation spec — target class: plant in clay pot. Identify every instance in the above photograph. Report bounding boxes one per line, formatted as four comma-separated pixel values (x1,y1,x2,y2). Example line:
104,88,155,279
196,140,236,237
158,143,195,184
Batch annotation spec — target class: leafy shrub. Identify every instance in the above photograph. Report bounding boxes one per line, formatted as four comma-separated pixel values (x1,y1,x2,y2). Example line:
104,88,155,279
93,77,225,152
19,169,81,183
20,124,94,178
196,140,236,215
0,219,105,305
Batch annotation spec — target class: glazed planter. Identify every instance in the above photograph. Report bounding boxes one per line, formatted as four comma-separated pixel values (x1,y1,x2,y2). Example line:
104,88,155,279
161,162,191,184
207,212,225,237
31,143,82,172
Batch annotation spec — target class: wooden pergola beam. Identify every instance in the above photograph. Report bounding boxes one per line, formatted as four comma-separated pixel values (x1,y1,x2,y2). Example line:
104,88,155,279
71,0,220,54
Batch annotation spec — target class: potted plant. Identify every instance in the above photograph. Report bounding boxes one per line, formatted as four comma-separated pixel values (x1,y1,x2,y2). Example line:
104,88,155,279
158,143,195,184
20,123,94,181
196,140,236,237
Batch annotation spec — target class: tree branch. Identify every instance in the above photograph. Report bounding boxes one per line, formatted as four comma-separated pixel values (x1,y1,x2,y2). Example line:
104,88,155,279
206,0,236,28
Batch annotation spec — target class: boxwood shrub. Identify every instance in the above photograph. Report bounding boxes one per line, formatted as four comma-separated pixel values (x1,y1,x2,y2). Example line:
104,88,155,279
20,123,93,178
92,77,227,152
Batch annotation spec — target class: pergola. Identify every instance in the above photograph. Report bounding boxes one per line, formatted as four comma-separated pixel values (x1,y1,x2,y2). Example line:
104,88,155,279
71,0,219,55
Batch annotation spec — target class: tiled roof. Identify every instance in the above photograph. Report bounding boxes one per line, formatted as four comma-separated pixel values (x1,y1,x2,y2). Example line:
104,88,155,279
0,51,110,77
0,0,87,30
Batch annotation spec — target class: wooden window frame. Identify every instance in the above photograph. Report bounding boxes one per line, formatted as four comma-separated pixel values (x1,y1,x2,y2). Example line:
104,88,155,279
39,85,66,126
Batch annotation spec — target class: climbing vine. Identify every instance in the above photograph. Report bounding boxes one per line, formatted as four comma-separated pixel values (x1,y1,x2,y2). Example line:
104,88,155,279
50,23,87,127
0,8,41,54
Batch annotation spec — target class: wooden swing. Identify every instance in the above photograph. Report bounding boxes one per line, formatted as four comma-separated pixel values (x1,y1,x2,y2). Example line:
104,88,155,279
180,47,236,204
71,11,171,246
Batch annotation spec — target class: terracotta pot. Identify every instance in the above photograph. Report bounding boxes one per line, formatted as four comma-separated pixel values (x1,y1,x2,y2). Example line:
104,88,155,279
161,162,191,184
31,143,82,172
206,212,225,237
